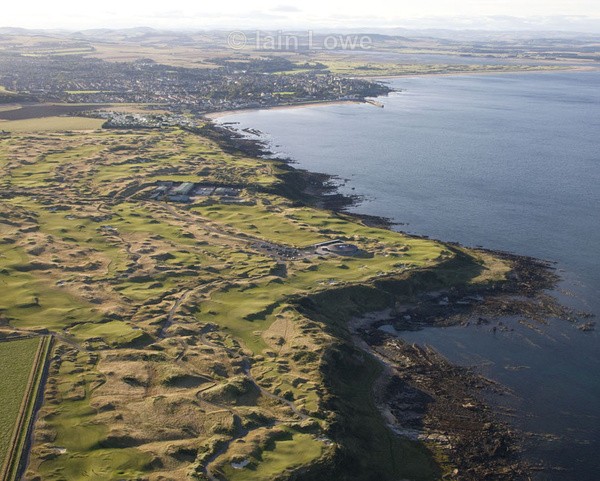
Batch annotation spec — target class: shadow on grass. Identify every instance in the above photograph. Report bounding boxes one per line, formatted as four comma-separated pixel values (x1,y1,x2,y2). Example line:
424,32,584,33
291,249,488,481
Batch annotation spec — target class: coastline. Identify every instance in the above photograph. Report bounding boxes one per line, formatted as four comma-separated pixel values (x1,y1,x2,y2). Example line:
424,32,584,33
204,66,599,121
201,111,588,479
344,246,580,480
203,99,363,120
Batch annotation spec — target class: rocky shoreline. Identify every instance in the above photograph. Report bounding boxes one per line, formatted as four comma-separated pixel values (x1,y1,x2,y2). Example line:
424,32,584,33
199,118,591,480
361,331,529,481
348,246,594,480
195,121,398,225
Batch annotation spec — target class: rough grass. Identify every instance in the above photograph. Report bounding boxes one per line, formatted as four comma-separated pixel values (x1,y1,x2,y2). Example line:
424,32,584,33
0,244,102,331
38,448,152,481
8,143,105,189
0,127,513,481
192,200,329,248
36,350,153,481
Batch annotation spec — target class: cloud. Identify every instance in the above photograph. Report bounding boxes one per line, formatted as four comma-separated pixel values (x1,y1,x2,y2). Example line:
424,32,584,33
270,5,302,13
2,1,600,32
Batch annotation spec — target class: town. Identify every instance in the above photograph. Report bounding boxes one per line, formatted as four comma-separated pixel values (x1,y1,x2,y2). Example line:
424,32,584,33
0,54,391,114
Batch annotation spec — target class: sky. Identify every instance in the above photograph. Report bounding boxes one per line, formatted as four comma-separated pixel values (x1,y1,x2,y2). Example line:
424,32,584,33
3,0,600,32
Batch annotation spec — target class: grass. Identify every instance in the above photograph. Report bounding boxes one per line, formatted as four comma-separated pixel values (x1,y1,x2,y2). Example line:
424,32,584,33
8,142,105,189
16,200,128,275
0,117,104,132
88,128,278,194
36,350,153,481
0,126,513,481
39,448,152,481
69,321,148,347
192,200,329,248
0,337,49,480
219,430,324,481
323,60,569,77
0,244,102,331
322,343,440,481
0,338,41,468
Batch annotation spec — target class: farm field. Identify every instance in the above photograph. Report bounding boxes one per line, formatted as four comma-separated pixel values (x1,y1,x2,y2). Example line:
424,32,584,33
321,60,569,77
0,104,106,121
0,337,50,481
0,116,104,132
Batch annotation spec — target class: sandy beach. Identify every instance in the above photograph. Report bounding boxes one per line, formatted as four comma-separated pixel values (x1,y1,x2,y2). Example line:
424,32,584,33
203,99,363,119
204,66,599,120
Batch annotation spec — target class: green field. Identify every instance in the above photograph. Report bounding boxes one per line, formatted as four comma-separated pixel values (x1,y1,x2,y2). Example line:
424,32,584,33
323,60,568,77
0,242,102,332
0,117,104,132
192,200,329,247
36,350,152,481
0,337,49,480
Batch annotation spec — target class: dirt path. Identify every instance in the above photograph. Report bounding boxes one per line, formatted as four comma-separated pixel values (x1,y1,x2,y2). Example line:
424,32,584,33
157,289,192,339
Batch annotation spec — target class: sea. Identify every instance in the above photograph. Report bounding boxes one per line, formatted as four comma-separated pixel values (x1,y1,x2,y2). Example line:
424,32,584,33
216,70,600,480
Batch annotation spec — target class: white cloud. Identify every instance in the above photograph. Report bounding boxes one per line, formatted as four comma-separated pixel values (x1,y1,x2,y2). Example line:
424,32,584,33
2,0,600,31
270,5,302,13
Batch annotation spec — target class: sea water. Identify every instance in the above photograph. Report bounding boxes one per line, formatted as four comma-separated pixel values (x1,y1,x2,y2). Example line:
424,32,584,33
217,71,600,480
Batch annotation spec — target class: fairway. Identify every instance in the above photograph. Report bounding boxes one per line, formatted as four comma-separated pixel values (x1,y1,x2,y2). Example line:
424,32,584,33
219,431,324,481
0,337,50,480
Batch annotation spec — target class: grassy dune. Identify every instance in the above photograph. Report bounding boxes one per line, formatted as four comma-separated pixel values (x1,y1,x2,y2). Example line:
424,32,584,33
0,126,514,481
